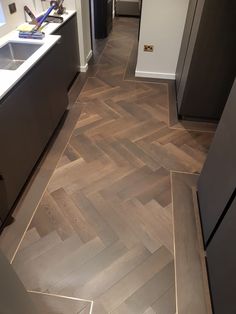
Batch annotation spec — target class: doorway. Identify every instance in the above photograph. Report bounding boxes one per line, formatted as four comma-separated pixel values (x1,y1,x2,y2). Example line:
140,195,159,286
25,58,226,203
89,0,142,39
89,0,142,75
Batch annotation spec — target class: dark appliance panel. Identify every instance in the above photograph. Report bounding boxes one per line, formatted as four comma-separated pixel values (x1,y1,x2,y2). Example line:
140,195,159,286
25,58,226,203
93,0,113,39
176,0,236,121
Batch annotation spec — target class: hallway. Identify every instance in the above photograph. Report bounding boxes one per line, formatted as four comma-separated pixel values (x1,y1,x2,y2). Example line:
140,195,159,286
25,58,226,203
11,17,213,313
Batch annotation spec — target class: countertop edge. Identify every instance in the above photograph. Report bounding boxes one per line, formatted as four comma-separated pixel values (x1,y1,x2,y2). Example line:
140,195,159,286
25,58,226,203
0,10,76,101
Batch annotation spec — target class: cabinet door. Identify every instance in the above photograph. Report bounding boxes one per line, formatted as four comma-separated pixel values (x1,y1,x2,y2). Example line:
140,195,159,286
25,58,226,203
54,15,80,90
198,79,236,245
35,40,68,130
0,80,44,213
0,43,68,219
206,196,236,314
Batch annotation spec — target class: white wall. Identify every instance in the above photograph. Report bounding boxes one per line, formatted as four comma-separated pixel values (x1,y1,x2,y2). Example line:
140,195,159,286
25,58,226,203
135,0,189,79
0,0,92,72
0,0,40,37
80,0,92,67
75,0,92,71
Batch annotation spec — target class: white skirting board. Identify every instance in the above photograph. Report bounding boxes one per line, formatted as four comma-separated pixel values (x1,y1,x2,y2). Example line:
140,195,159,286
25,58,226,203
80,50,93,72
86,50,93,63
135,70,176,80
80,63,88,72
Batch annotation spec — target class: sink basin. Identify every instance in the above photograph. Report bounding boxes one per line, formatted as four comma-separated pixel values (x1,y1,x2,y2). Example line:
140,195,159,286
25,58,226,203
0,42,43,70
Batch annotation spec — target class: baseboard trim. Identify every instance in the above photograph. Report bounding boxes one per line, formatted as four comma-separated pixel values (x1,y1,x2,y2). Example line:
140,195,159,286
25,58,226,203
86,50,93,63
135,70,176,80
80,63,88,72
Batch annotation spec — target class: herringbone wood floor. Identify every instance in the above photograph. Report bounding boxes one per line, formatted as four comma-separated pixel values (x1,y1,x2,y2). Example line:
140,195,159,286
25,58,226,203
12,18,214,314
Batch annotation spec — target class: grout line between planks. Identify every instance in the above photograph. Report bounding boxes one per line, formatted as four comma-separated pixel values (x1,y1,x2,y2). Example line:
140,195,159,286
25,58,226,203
170,172,179,314
170,170,200,176
28,290,94,313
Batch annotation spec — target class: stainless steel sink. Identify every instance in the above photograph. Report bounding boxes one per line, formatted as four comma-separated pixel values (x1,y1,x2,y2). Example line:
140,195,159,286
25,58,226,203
0,42,43,70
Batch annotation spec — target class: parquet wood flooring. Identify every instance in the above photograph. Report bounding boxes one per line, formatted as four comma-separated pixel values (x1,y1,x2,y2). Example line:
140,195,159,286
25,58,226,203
11,17,214,313
29,292,92,314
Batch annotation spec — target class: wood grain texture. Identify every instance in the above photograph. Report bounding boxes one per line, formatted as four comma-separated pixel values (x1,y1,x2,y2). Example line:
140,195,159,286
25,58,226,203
8,17,214,314
29,292,92,314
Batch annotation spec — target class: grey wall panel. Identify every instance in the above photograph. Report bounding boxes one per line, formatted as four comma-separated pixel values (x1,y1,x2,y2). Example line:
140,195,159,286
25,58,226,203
206,196,236,314
198,79,236,245
175,0,199,93
177,0,236,120
177,0,205,110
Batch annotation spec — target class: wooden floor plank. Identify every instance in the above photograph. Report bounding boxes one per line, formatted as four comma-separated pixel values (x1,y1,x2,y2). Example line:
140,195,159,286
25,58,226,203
13,237,105,292
64,245,150,300
151,285,176,314
99,246,173,312
29,292,91,314
3,16,214,314
172,172,211,314
51,241,128,295
112,262,175,314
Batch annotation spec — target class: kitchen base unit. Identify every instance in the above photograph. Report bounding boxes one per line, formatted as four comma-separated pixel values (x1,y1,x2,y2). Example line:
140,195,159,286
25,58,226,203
53,13,80,90
0,13,80,231
0,41,68,230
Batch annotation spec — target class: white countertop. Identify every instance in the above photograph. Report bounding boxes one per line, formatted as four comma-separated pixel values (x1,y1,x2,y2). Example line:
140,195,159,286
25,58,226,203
35,10,76,35
0,10,76,101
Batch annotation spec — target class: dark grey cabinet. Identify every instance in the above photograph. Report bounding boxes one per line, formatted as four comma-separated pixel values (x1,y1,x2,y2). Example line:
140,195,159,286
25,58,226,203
0,42,68,228
53,14,80,90
176,0,236,121
93,0,113,39
206,196,236,314
175,0,198,92
198,79,236,246
0,14,80,229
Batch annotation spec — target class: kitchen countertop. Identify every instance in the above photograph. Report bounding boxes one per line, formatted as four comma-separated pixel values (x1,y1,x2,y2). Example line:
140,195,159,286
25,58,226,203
0,10,76,101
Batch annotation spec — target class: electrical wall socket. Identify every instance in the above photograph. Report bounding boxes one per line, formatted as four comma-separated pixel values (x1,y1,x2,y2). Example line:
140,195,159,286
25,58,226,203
9,3,17,14
144,45,154,52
